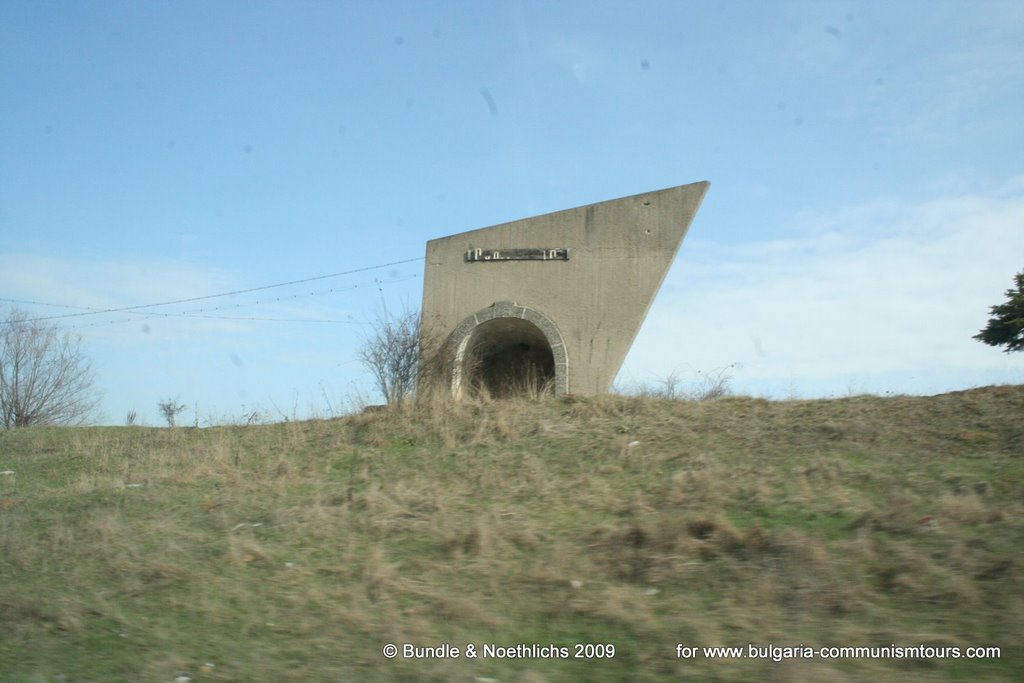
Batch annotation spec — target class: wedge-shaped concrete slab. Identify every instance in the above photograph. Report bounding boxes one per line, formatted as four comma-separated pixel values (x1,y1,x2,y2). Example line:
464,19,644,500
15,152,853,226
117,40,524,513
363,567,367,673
421,181,709,397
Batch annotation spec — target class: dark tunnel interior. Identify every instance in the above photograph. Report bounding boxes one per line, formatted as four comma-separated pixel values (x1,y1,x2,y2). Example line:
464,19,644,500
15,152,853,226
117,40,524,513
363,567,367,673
464,318,555,397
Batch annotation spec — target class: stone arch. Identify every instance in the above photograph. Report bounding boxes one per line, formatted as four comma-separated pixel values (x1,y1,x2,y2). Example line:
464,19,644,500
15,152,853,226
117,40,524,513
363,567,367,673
449,302,568,398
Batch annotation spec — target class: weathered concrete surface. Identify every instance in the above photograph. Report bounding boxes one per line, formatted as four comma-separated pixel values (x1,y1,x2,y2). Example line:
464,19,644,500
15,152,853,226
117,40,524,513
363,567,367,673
421,181,709,396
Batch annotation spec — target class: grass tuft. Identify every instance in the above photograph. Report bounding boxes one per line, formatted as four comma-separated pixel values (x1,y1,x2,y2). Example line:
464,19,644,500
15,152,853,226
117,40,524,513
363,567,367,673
1,385,1022,681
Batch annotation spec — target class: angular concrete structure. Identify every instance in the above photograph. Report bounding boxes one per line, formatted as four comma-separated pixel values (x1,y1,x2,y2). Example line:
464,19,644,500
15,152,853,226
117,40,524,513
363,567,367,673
421,181,709,397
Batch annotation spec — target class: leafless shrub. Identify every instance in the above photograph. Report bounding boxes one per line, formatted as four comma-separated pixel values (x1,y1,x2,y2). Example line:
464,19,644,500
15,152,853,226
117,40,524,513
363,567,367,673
125,409,138,426
359,308,420,407
693,364,738,401
157,399,188,428
655,370,684,400
621,364,738,401
237,405,264,426
0,306,100,429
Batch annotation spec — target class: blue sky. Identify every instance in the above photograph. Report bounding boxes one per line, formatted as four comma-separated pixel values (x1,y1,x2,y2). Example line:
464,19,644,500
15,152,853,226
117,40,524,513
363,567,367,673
2,0,1022,424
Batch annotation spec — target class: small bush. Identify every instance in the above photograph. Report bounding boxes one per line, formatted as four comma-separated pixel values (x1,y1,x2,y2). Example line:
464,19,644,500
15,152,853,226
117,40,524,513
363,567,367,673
358,308,449,408
624,364,739,401
157,399,188,427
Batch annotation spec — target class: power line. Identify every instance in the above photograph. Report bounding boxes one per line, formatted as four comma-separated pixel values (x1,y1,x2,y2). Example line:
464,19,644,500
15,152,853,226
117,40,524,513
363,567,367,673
59,272,422,330
4,272,420,329
0,297,96,311
2,256,424,325
93,313,366,326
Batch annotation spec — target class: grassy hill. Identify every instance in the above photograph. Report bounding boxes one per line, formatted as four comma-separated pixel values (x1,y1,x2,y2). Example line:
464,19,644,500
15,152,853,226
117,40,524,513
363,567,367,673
1,387,1021,682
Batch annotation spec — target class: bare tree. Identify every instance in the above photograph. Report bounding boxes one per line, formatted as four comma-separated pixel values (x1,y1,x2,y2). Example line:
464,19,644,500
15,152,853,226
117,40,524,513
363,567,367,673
358,308,424,407
0,307,100,429
157,398,188,427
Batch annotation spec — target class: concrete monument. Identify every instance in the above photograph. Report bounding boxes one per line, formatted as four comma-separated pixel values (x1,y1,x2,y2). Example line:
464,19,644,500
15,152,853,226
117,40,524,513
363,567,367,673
420,181,709,397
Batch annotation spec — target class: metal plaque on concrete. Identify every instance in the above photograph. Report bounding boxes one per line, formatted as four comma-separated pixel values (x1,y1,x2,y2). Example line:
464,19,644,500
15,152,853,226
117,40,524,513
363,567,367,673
464,248,570,262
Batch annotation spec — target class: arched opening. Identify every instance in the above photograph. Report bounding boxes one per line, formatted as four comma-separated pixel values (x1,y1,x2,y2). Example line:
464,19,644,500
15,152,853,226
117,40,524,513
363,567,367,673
464,318,555,397
447,302,568,399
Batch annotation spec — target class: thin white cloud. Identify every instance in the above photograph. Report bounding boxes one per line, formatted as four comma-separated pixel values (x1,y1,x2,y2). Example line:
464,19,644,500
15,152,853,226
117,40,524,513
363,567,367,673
870,8,1024,143
0,255,249,339
544,36,602,84
0,251,391,424
0,254,234,310
0,254,372,343
624,180,1024,396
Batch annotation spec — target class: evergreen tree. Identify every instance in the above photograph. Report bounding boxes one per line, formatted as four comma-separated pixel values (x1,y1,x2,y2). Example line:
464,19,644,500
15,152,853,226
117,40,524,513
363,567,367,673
974,270,1024,353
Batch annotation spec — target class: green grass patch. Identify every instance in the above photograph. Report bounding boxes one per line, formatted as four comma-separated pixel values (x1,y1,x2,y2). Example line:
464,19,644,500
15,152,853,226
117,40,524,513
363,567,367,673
1,386,1022,681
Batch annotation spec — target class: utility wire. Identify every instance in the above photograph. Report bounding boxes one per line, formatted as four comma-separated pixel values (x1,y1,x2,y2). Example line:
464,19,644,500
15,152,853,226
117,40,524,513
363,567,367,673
59,273,421,330
2,256,424,325
0,297,96,311
5,272,419,328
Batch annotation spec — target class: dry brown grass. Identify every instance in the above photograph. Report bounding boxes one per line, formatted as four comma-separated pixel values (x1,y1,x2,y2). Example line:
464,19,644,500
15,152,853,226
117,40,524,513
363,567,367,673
0,385,1021,681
